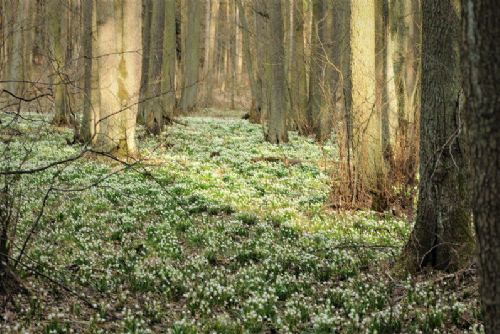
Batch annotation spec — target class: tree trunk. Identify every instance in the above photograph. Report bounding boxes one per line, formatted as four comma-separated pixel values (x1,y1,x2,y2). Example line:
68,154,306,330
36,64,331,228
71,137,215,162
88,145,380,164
229,0,236,110
162,0,177,121
308,0,323,138
309,0,335,141
5,1,23,95
179,0,202,113
137,0,153,124
94,0,141,157
204,0,219,107
463,0,500,331
402,0,474,272
350,0,386,207
263,0,288,144
145,0,167,135
389,0,421,205
81,0,93,143
236,0,261,123
376,0,391,168
254,0,269,124
48,0,71,126
289,0,308,133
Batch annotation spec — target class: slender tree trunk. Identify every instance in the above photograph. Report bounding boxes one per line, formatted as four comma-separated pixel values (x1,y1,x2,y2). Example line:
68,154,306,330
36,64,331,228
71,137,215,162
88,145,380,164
5,1,23,95
202,0,219,107
179,0,201,113
236,0,261,123
389,0,420,202
31,1,46,68
289,0,308,133
137,0,152,123
145,0,167,135
376,0,391,169
81,0,93,143
463,0,500,331
254,0,269,124
402,0,474,272
350,0,386,207
308,0,335,141
308,0,322,136
48,0,71,126
162,0,177,121
332,0,355,207
21,1,33,85
229,0,236,109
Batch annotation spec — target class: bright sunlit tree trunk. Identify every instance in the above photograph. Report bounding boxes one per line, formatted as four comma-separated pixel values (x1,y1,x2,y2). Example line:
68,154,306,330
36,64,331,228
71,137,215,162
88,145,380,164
350,0,386,207
94,0,142,157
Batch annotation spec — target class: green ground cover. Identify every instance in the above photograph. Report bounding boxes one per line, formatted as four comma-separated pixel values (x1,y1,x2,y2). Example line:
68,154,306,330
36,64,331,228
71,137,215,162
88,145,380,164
0,114,482,333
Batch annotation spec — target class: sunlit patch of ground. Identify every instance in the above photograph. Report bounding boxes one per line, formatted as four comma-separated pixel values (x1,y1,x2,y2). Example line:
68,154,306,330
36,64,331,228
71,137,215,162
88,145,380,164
0,112,483,333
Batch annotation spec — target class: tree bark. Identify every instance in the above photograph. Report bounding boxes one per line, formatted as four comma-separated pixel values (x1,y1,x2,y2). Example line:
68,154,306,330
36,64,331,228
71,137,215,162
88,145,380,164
463,0,500,331
145,0,167,135
254,0,269,124
94,0,141,157
264,0,288,144
402,0,474,272
137,0,153,123
389,0,421,203
308,0,337,141
289,0,308,133
4,1,23,95
308,0,325,138
48,0,71,126
236,0,261,123
202,0,219,107
376,0,391,168
179,0,202,113
350,0,386,207
81,0,94,143
162,0,177,122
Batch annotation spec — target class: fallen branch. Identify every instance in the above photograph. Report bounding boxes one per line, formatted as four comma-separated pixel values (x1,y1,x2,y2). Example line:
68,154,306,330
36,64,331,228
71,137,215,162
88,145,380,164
251,156,303,166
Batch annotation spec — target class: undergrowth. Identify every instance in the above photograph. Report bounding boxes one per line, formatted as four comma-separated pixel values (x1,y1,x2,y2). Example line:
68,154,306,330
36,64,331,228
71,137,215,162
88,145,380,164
0,113,482,333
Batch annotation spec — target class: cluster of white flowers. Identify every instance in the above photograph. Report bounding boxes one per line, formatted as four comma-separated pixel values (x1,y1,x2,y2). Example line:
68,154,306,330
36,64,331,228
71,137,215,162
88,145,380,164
0,114,482,333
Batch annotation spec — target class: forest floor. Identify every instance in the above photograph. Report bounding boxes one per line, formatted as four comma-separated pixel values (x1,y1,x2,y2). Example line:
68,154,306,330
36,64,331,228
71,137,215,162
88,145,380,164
0,110,482,333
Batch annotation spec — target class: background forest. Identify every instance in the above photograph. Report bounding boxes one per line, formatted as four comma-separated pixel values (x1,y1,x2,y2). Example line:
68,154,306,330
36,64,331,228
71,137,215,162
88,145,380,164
0,0,499,333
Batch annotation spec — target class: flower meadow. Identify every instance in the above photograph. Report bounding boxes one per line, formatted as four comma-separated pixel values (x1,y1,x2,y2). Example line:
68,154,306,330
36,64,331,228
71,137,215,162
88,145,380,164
0,113,482,333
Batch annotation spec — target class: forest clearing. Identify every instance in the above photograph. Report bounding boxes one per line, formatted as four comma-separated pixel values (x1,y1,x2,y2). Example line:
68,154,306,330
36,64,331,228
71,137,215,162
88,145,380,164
1,0,499,333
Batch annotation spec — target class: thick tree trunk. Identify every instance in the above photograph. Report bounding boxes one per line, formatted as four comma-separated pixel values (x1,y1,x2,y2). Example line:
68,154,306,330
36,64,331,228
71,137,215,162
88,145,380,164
463,0,500,331
402,0,474,272
94,0,141,157
145,0,167,135
179,0,202,113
